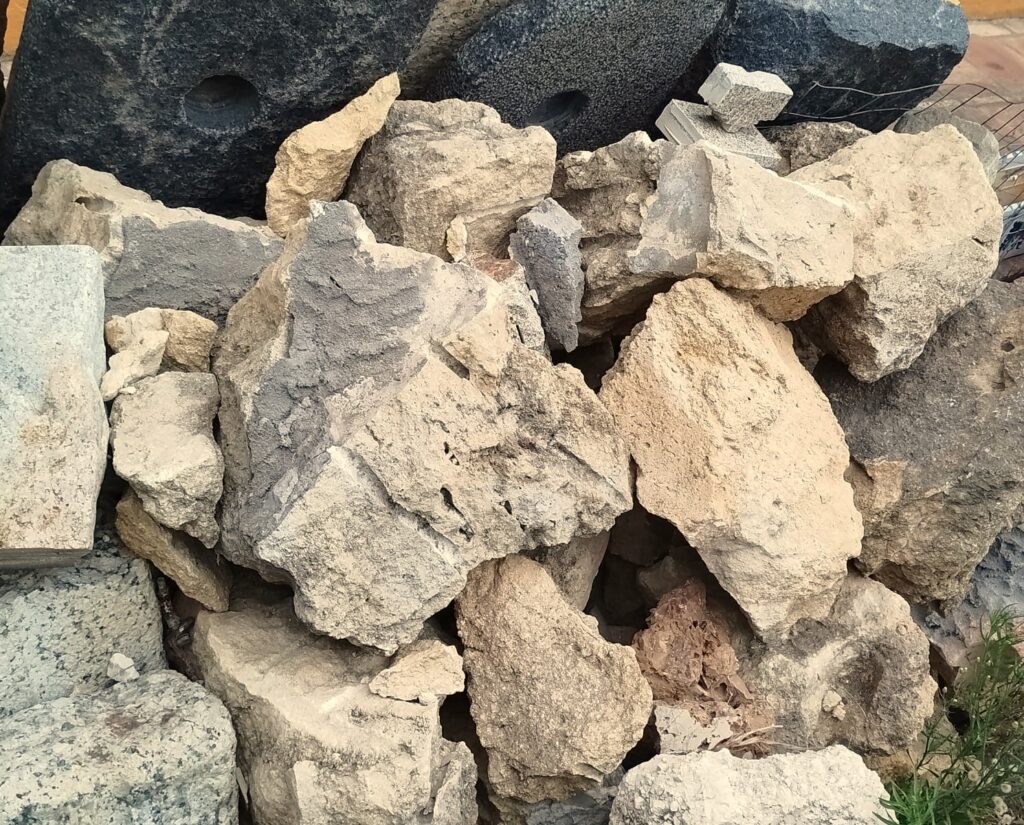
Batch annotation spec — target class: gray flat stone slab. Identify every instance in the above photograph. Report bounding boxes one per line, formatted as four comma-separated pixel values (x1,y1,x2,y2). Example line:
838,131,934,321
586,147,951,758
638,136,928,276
656,101,783,171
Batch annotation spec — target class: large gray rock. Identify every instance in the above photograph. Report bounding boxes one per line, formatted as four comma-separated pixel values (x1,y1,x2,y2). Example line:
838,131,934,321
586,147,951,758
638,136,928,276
0,525,165,717
193,601,476,825
0,0,438,226
0,670,237,824
818,280,1024,603
610,747,887,825
894,106,1002,184
0,245,107,567
431,0,728,153
5,160,283,323
215,201,631,652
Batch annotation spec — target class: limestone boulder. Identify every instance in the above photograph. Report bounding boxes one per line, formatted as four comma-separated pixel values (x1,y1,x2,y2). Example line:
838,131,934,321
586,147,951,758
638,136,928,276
894,107,1001,184
525,532,609,610
266,73,400,236
215,201,630,652
347,99,556,260
456,556,652,804
793,127,1003,381
111,372,223,549
193,601,477,825
762,121,868,174
600,280,863,639
4,160,283,322
610,747,887,825
0,671,237,824
741,574,935,755
632,141,854,321
818,280,1024,603
106,306,218,373
0,245,108,567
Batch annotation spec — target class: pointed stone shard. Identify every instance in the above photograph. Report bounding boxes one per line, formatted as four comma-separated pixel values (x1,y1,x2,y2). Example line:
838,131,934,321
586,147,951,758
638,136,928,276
600,280,863,639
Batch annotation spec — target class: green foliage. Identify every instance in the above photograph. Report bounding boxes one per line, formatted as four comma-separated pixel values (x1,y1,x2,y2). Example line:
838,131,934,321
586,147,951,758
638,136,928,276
880,609,1024,825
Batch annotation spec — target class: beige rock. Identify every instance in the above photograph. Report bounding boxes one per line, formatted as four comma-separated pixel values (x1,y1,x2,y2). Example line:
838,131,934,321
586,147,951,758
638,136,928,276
456,556,652,804
101,328,168,401
525,532,610,609
653,704,737,755
116,490,231,612
110,373,223,548
631,141,855,321
348,99,557,260
266,74,400,237
107,307,218,373
193,602,477,825
600,280,863,639
369,639,465,704
793,126,1003,381
763,121,869,174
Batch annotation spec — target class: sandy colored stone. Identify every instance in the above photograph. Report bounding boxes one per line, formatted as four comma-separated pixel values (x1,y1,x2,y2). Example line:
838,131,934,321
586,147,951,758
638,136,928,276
116,490,231,612
107,306,218,373
794,126,1003,381
895,107,1001,183
631,141,855,321
763,121,869,174
266,73,400,236
456,556,653,804
101,328,168,401
600,280,863,639
107,652,140,682
525,532,609,610
110,373,223,548
369,639,465,704
348,99,556,261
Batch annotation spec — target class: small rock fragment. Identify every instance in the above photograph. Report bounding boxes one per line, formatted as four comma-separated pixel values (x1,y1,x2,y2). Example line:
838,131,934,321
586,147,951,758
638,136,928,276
763,121,869,174
369,639,465,704
525,532,610,610
266,73,400,236
106,306,219,373
101,328,168,401
506,770,622,825
698,63,793,133
657,100,784,171
107,652,140,682
653,704,737,755
111,372,223,548
457,556,652,803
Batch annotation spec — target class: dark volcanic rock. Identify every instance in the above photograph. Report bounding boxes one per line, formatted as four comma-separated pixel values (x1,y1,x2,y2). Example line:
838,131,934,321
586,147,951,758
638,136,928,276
431,0,728,153
0,0,437,227
683,0,968,133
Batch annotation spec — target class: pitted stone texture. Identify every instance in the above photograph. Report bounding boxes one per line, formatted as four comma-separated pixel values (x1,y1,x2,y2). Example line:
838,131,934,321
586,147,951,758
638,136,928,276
106,306,219,374
600,280,862,640
763,121,869,175
741,574,935,755
509,198,585,352
0,671,237,824
457,556,652,804
266,73,400,237
111,373,223,549
0,245,107,567
525,532,610,610
215,201,630,652
5,160,283,323
818,280,1024,603
0,0,438,226
895,107,1002,184
794,127,1003,382
631,141,854,321
657,101,783,171
432,0,728,153
698,63,792,133
610,748,886,825
682,0,968,132
193,602,477,825
0,527,165,717
347,99,556,261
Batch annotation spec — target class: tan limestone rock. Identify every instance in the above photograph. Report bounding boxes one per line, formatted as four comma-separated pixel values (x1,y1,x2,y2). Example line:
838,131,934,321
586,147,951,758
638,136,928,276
369,639,465,704
106,307,218,373
525,532,610,609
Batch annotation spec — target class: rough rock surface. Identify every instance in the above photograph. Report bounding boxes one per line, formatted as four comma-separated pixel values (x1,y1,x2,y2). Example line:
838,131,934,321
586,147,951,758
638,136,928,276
193,601,477,825
657,101,785,172
741,574,935,754
631,141,854,321
107,652,140,683
5,160,283,322
432,0,728,152
654,704,737,755
107,307,219,374
600,280,863,639
763,121,869,175
266,74,400,236
503,771,623,825
698,63,793,133
525,532,610,610
369,639,465,704
0,525,165,717
818,280,1024,603
347,99,556,260
509,198,586,352
215,201,630,652
0,671,237,824
111,373,223,549
457,556,652,803
895,106,1002,184
116,491,232,613
0,245,107,567
101,328,168,401
794,127,1003,381
610,747,887,825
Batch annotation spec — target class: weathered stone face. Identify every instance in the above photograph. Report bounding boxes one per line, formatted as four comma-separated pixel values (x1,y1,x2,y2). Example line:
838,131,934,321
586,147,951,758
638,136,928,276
818,280,1024,603
0,0,438,226
215,201,631,652
697,63,793,133
763,121,868,175
0,245,107,567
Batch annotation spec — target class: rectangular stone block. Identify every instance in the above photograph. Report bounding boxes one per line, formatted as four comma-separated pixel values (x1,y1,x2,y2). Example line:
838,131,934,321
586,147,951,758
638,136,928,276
698,62,793,132
656,100,784,172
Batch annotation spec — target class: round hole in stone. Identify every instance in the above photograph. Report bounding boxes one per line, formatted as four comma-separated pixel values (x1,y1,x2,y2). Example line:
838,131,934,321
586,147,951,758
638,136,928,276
528,90,589,132
184,75,260,131
1002,340,1016,352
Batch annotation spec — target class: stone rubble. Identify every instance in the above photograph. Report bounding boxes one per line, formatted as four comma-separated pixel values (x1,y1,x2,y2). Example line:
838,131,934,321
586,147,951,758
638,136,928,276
763,120,869,174
107,652,140,683
657,100,784,171
698,63,793,133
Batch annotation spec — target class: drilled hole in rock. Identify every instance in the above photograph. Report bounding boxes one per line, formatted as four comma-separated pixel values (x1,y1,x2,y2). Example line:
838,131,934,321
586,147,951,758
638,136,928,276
184,74,259,131
1002,340,1016,352
528,90,589,132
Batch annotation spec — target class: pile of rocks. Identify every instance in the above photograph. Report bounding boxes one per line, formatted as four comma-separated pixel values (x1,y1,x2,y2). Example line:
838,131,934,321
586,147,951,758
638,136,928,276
0,60,1017,825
